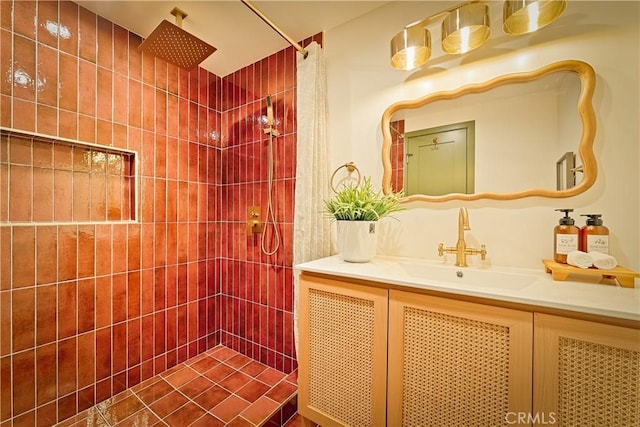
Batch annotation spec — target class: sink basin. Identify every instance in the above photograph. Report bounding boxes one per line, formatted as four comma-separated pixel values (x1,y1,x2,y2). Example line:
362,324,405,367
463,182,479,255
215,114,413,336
399,262,539,290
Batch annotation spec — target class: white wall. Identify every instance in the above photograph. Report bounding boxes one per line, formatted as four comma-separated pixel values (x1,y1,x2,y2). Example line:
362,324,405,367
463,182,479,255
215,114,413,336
324,1,640,272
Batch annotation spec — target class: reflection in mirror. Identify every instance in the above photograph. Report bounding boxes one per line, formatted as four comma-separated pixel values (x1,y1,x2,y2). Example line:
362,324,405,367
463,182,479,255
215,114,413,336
381,60,597,202
404,120,475,196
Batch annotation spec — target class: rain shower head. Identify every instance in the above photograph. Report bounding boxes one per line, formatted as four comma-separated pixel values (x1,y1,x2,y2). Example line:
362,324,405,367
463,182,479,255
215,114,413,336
138,7,216,71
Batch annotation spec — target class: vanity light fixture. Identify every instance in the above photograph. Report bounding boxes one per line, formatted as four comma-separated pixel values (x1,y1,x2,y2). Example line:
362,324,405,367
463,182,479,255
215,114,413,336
503,0,567,35
390,0,567,70
391,25,431,71
442,3,491,55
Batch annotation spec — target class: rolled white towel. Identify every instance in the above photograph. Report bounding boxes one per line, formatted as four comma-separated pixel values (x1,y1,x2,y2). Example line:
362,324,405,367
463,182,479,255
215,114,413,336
589,251,617,270
566,250,592,268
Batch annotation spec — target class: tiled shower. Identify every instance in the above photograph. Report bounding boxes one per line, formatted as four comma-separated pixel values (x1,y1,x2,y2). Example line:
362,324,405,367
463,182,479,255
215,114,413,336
0,1,316,424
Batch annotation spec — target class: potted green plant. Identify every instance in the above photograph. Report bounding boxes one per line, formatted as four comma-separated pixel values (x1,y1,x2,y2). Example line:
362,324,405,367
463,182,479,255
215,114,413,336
324,176,404,262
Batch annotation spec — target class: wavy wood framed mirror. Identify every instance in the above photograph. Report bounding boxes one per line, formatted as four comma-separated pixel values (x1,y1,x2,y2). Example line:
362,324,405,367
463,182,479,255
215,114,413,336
381,60,596,202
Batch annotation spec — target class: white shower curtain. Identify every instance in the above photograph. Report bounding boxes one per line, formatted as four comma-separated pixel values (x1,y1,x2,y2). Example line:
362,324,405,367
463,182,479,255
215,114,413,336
293,41,332,355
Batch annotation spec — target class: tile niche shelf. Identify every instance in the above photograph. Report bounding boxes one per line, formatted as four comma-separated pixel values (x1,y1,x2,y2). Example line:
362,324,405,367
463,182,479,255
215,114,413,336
0,127,138,224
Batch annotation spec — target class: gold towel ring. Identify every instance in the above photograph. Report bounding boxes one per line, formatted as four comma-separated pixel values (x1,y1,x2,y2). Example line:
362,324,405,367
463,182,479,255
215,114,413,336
330,162,361,193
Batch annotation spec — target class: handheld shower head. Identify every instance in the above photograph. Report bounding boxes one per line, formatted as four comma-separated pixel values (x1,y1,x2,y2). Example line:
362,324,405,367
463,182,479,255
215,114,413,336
265,95,274,127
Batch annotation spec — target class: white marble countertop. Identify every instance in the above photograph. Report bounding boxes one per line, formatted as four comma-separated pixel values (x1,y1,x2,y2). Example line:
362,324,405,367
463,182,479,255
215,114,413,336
296,255,640,321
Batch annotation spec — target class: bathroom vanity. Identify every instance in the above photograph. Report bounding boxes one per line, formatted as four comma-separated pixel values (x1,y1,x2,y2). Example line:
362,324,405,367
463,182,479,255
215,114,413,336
296,256,640,427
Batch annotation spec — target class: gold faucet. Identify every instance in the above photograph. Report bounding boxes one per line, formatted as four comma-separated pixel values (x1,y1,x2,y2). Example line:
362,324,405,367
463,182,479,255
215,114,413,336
438,207,487,267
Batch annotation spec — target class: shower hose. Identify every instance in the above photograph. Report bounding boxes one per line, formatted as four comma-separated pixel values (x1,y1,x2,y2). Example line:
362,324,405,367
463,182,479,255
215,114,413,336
261,130,281,255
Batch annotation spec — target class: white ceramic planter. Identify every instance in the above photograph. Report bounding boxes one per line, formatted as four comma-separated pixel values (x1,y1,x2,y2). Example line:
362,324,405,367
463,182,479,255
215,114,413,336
336,220,378,263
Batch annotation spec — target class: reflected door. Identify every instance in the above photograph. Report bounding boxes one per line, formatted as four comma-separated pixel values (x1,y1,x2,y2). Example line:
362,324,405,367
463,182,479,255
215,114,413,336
405,121,475,196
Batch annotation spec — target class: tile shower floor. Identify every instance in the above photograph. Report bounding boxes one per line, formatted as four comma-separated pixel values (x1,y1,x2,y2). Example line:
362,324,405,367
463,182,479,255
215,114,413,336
57,346,298,426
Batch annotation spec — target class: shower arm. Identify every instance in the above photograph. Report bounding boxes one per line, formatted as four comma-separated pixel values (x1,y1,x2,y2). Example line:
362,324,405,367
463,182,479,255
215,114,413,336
241,0,309,59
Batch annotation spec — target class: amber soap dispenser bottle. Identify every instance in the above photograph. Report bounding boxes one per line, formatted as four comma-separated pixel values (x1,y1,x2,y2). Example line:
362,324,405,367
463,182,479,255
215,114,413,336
580,214,609,254
554,209,580,263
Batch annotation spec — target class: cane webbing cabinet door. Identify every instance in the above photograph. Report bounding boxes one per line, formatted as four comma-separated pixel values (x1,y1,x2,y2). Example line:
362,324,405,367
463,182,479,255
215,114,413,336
534,313,640,427
298,275,388,427
388,290,533,427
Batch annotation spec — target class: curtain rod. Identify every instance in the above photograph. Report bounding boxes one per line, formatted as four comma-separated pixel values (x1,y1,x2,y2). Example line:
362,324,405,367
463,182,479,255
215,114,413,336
240,0,309,59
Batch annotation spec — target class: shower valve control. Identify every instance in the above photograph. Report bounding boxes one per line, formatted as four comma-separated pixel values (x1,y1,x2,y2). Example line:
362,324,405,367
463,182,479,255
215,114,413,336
247,206,262,235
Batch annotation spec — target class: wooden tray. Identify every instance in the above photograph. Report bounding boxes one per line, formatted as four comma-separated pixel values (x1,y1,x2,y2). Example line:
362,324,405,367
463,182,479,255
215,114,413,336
542,259,639,288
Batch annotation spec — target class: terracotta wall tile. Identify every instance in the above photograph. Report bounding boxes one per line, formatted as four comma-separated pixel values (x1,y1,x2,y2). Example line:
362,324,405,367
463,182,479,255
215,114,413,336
127,317,140,367
128,33,142,81
0,30,11,97
78,8,97,61
12,348,35,416
57,225,77,281
77,278,95,333
0,355,11,420
95,276,111,329
0,291,10,355
12,35,36,102
37,44,58,106
54,169,72,221
77,385,95,414
9,164,33,221
12,227,35,288
33,168,54,222
58,337,76,396
112,322,126,374
142,84,155,131
113,24,128,76
90,172,106,221
33,138,53,168
59,1,79,56
95,327,111,381
77,114,95,143
77,331,95,389
0,163,7,223
36,284,57,345
58,280,77,339
12,288,35,351
74,145,89,170
126,271,140,321
73,171,90,221
96,16,112,69
94,224,111,276
127,224,140,270
112,273,126,323
36,343,57,405
78,60,96,116
59,53,78,112
96,67,113,121
140,314,153,363
113,73,128,125
12,98,36,132
13,1,36,38
36,104,57,136
128,79,142,128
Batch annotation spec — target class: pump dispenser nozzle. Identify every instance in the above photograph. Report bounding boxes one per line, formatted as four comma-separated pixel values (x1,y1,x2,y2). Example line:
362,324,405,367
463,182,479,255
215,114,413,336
555,208,576,225
581,213,603,226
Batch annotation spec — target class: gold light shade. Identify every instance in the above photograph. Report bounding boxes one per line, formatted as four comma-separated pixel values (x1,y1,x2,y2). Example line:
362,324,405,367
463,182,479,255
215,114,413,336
503,0,567,35
391,25,431,70
442,3,491,54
